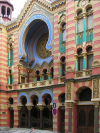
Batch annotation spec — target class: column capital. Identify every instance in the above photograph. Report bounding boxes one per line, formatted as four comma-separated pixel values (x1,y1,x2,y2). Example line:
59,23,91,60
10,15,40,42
82,52,87,58
47,73,51,76
94,101,99,107
17,106,22,110
26,67,30,72
82,12,87,18
27,106,32,110
67,102,73,108
58,28,62,32
39,74,43,77
58,62,61,67
74,16,77,21
17,64,22,69
37,105,44,110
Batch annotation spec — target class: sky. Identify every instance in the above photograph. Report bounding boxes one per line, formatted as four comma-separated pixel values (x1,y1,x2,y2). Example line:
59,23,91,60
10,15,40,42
10,0,28,18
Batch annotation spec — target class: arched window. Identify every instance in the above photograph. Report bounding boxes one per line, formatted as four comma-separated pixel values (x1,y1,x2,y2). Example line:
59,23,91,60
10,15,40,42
77,11,83,33
61,57,65,76
7,7,10,18
2,6,5,17
86,46,93,69
51,67,53,79
62,23,66,42
86,7,93,30
36,70,40,81
43,69,48,80
77,49,83,71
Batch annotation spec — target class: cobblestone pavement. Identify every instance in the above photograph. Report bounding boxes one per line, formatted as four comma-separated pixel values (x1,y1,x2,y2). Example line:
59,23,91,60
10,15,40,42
0,128,53,133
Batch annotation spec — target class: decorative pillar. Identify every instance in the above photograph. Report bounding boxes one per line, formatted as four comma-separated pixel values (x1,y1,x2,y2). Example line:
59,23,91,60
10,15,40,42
58,28,62,53
47,73,51,80
27,106,32,128
38,105,44,129
58,62,61,76
17,64,22,84
26,67,30,83
40,74,43,81
74,55,77,71
74,16,77,44
17,106,22,127
7,48,10,67
67,103,73,133
94,101,99,133
82,13,86,42
83,53,86,69
33,75,36,82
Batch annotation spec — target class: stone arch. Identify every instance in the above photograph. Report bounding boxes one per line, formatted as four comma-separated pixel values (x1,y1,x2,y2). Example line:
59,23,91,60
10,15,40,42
75,7,83,16
84,3,93,13
39,90,53,104
18,92,29,105
29,91,39,105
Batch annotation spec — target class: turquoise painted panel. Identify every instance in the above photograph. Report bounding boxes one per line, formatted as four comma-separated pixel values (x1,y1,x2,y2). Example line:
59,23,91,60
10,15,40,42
59,66,61,76
84,18,86,41
8,77,9,85
75,60,77,70
77,34,84,45
12,50,14,65
75,22,77,44
8,51,10,67
86,31,93,42
84,58,86,69
59,33,61,52
40,77,43,81
61,45,66,53
48,76,51,80
12,77,14,83
33,78,36,82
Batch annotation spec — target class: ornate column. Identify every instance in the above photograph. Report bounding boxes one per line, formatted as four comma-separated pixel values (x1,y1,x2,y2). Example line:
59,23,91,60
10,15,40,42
17,64,22,84
83,53,87,69
40,74,43,81
94,101,99,133
27,106,32,128
47,73,51,80
26,67,30,83
17,106,22,127
38,105,44,129
67,102,73,133
58,28,62,53
58,62,61,76
74,55,77,71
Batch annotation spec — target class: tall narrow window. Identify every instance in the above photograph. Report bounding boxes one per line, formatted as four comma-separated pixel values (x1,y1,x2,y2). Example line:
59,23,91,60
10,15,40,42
43,69,48,80
21,76,25,84
2,6,5,17
36,70,40,81
61,57,65,76
77,49,83,71
51,67,53,79
62,23,66,42
87,46,93,69
77,11,83,33
87,7,93,30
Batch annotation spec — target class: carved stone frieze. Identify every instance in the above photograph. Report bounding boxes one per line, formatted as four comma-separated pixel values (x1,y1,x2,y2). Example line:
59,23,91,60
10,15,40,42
93,79,99,98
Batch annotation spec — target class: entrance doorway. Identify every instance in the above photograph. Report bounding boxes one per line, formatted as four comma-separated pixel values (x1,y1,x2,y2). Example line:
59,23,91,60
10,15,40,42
77,105,94,133
10,110,14,128
60,109,65,133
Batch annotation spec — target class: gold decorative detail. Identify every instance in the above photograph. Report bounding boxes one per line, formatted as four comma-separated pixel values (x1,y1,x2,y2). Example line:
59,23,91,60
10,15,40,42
86,29,93,36
93,79,99,98
58,28,62,32
66,82,71,100
25,84,29,88
76,72,83,77
86,70,92,76
74,16,77,21
32,83,37,87
8,34,14,45
67,102,73,108
17,106,22,110
38,105,44,110
94,101,99,107
61,77,65,82
27,106,32,110
40,81,45,85
17,64,22,69
35,33,51,59
82,13,87,18
58,62,61,67
83,53,87,58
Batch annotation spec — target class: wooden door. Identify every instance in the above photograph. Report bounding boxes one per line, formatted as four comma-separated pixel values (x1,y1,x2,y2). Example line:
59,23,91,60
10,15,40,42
10,110,14,128
77,105,94,133
60,110,65,133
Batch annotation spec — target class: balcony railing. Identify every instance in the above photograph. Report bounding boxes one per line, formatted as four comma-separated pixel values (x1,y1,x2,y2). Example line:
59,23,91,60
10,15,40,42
75,69,92,78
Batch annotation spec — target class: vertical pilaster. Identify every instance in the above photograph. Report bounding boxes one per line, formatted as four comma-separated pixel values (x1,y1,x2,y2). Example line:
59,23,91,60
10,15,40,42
38,105,44,129
40,74,43,81
58,28,62,53
94,102,99,133
17,106,22,127
83,53,86,69
74,55,77,71
83,13,86,42
27,106,32,128
8,50,10,67
67,103,73,133
26,67,30,83
17,64,22,84
74,17,77,44
58,62,61,76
